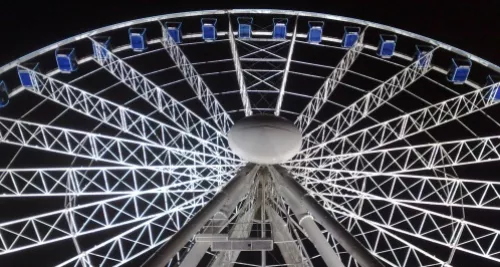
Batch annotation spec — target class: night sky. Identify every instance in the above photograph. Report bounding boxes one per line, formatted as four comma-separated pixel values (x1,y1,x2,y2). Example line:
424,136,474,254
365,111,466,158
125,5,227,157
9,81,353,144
0,0,499,266
0,0,498,66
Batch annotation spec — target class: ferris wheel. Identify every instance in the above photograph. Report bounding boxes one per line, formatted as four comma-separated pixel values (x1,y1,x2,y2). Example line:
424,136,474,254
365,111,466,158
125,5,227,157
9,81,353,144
1,8,500,267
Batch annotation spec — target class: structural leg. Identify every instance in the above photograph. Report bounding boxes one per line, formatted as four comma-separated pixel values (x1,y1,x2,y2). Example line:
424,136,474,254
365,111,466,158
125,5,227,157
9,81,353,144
266,206,312,267
178,167,257,267
270,168,345,267
208,199,260,267
268,166,384,267
141,164,259,267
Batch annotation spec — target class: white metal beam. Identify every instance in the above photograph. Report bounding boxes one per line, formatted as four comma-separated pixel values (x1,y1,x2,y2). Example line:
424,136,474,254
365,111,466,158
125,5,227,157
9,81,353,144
275,16,298,116
159,24,233,134
228,18,252,116
300,82,500,172
266,205,312,267
0,166,233,197
21,67,237,166
297,135,500,174
0,181,214,255
141,165,258,267
298,47,437,162
295,29,365,132
269,166,380,267
317,183,500,264
0,116,234,168
177,166,259,267
89,39,231,159
55,191,212,267
319,194,450,267
291,167,500,210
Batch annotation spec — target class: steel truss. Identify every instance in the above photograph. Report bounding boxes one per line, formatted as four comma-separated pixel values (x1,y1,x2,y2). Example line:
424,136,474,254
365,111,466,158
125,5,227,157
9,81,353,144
295,27,366,132
0,166,234,197
227,18,252,116
293,168,500,210
142,165,380,267
159,24,233,134
20,67,237,166
296,47,437,163
294,135,500,173
0,116,235,168
292,82,500,173
90,39,232,155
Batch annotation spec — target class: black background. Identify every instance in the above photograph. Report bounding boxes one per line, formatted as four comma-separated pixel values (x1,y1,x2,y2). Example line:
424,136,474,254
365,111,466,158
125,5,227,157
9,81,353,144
0,0,499,67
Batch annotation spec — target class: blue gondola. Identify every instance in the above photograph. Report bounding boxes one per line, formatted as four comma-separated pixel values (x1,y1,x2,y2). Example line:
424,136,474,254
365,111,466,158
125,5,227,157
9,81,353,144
92,36,111,59
308,21,324,44
447,58,472,84
55,48,78,73
342,26,360,48
237,17,253,39
415,45,433,68
377,35,397,58
0,81,9,108
129,28,148,52
17,63,40,88
165,22,182,43
486,75,500,101
201,18,217,41
272,18,288,39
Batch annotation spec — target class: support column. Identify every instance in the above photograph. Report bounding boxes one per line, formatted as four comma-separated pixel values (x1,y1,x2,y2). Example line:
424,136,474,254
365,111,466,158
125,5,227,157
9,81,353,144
266,206,312,267
271,169,345,267
268,166,384,267
178,173,256,267
141,164,259,267
208,198,260,267
260,177,267,267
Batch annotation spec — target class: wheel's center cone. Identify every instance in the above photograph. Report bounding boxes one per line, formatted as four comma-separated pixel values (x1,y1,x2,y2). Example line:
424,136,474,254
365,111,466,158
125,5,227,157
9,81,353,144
228,114,302,164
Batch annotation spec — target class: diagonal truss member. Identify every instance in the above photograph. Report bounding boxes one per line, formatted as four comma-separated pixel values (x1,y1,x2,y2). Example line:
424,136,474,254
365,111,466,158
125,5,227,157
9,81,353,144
295,28,366,132
20,66,238,166
89,38,230,157
228,16,252,116
275,15,298,117
299,47,438,160
160,22,234,134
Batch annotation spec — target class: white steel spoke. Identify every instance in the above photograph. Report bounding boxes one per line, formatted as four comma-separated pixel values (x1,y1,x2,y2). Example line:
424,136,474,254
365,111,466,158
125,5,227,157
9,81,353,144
275,16,298,116
295,168,500,210
298,82,500,169
314,182,500,264
321,197,450,267
295,29,365,132
55,191,210,267
228,18,252,116
0,116,236,168
298,135,500,173
159,24,233,134
0,166,233,197
21,67,237,166
0,180,216,255
89,39,230,156
298,48,436,160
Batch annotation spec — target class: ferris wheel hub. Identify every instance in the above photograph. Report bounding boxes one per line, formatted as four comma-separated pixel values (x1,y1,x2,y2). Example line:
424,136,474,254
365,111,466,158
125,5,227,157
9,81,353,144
228,114,302,164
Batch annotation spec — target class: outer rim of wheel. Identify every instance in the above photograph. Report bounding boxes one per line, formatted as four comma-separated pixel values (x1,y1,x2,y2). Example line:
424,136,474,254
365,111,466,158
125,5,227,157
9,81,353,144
1,8,499,267
1,9,498,79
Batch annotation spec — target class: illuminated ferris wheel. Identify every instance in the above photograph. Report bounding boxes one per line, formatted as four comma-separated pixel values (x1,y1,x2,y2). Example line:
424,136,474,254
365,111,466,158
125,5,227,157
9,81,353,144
1,9,500,267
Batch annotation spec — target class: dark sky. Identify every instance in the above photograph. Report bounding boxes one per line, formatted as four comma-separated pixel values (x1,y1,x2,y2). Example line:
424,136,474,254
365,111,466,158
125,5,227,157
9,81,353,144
0,0,499,67
0,0,499,266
